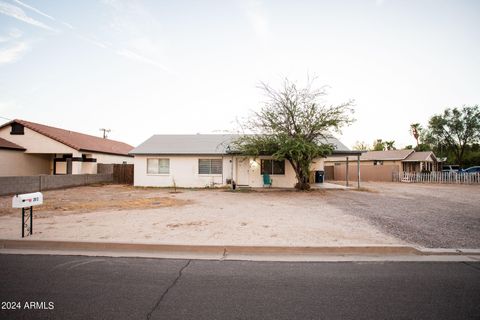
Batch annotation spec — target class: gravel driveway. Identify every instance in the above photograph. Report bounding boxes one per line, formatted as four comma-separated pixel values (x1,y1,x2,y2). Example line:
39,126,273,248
325,182,480,248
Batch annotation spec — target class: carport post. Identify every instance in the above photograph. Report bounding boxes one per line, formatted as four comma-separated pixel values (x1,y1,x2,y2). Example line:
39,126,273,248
346,157,349,187
357,154,361,189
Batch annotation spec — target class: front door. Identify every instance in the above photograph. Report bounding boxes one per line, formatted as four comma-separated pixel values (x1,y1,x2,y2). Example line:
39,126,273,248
236,158,250,185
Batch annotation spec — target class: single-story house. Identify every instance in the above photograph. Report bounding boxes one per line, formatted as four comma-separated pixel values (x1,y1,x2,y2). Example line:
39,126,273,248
130,134,362,188
0,119,134,176
324,149,443,182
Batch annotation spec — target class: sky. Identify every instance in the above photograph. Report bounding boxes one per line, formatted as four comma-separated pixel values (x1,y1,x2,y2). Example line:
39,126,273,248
0,0,479,149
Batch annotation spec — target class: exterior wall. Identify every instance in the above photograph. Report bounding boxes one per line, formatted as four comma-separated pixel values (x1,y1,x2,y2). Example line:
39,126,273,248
134,155,324,188
0,149,52,176
0,126,79,155
330,163,399,182
134,155,233,188
235,156,324,188
325,159,402,170
93,153,133,165
0,174,113,196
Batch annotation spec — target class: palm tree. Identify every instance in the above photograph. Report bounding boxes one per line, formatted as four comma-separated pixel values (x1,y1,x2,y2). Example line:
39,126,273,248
385,140,396,150
410,123,422,147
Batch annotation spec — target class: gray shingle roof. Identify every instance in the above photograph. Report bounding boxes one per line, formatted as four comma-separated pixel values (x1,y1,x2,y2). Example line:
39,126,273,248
130,134,352,155
403,151,437,162
360,150,414,161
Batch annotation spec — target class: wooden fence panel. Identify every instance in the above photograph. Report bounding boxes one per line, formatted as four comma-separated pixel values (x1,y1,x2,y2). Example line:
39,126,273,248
113,164,134,185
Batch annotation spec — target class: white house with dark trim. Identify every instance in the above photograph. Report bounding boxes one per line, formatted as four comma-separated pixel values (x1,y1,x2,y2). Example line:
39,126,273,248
130,134,361,188
0,119,134,176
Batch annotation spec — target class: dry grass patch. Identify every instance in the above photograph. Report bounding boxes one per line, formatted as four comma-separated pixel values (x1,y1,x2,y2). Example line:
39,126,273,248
35,197,190,216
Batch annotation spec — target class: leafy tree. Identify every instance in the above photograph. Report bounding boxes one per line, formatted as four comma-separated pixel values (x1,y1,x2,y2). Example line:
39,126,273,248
373,139,385,151
233,79,355,190
414,143,431,152
404,145,413,150
385,140,396,150
352,141,369,151
424,105,480,165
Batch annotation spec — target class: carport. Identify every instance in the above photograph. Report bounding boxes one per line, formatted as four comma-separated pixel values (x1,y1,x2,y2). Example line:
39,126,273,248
328,150,365,189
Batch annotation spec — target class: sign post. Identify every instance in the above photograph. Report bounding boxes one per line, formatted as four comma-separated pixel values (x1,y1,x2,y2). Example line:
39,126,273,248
12,192,43,238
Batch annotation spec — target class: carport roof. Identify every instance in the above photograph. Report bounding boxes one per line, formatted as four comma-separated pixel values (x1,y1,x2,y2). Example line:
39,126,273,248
130,134,359,155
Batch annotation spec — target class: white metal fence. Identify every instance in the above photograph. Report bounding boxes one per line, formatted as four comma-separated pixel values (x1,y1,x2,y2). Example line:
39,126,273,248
393,171,480,184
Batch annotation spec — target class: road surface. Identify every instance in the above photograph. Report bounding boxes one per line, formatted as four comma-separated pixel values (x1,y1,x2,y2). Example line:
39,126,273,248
0,254,479,319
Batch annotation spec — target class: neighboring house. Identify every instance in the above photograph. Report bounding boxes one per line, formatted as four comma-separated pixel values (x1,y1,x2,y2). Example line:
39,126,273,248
0,119,133,176
402,151,442,172
324,149,443,182
130,134,361,188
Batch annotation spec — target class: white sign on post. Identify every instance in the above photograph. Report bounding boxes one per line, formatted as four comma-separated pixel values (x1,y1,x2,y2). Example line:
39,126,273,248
12,192,43,208
12,192,43,238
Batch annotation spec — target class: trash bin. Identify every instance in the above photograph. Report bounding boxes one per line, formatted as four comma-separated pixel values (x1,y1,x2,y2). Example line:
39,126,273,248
315,170,324,183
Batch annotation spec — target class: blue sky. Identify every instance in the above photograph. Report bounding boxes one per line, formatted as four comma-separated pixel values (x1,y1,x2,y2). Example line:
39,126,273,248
0,0,479,148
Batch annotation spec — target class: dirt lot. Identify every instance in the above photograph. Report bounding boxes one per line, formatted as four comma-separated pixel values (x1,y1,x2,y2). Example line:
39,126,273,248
0,183,478,248
0,185,401,247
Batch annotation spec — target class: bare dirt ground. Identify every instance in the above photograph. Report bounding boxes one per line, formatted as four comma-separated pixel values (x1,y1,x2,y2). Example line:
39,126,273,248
0,183,478,248
0,185,401,247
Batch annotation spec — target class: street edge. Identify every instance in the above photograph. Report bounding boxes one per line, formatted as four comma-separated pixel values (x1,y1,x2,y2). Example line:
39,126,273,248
1,239,479,259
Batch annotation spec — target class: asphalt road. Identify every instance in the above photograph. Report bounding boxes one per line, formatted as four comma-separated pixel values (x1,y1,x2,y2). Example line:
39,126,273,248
0,254,479,320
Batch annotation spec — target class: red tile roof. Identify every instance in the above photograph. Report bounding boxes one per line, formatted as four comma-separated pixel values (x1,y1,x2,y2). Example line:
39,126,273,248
0,119,133,156
0,137,25,150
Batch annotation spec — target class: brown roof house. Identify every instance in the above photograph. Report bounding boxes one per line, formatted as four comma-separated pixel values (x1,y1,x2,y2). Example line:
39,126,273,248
324,150,442,182
0,119,133,176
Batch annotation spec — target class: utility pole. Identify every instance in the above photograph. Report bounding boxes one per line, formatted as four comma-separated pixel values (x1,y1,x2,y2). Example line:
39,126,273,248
99,128,111,139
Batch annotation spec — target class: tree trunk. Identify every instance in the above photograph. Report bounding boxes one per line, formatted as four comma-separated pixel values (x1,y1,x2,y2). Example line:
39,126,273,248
289,159,310,190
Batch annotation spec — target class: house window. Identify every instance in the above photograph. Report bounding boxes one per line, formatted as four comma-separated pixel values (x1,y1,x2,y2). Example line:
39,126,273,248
374,160,384,166
10,123,24,135
199,159,222,175
261,159,285,175
147,158,169,174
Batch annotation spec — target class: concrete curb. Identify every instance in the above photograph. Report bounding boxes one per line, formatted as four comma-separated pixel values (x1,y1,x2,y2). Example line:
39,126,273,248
1,239,478,257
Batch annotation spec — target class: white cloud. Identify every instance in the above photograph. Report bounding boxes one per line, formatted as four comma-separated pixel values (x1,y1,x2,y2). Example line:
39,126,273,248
0,1,57,31
61,21,74,29
244,0,269,38
78,35,110,49
12,0,54,20
116,48,170,72
0,42,29,64
13,0,75,29
0,28,22,42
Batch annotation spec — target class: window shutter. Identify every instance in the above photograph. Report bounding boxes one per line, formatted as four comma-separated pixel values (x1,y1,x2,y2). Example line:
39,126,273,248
199,159,211,174
158,159,170,174
147,159,159,174
211,159,223,174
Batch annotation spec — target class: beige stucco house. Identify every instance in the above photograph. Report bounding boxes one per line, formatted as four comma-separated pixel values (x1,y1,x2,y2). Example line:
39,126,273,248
0,119,133,176
130,134,361,188
324,149,442,182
